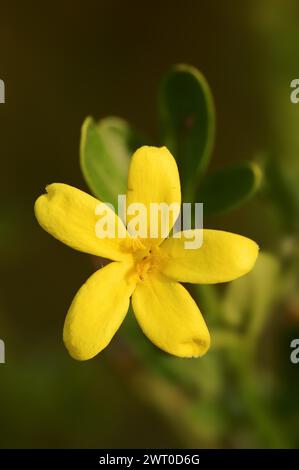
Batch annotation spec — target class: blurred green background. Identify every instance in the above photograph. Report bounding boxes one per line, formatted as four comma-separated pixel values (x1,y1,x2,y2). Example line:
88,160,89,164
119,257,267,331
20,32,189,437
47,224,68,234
1,0,299,448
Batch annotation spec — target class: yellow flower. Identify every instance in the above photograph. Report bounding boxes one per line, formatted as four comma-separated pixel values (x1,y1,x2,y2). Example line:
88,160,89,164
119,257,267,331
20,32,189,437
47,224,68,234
34,146,258,360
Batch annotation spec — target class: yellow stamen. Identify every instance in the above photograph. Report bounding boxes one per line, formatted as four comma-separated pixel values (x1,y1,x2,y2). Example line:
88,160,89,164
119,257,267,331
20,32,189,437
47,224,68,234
134,244,166,281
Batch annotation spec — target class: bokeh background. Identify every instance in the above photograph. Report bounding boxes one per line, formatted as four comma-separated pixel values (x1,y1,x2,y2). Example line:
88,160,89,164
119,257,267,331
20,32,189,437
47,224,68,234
1,0,299,448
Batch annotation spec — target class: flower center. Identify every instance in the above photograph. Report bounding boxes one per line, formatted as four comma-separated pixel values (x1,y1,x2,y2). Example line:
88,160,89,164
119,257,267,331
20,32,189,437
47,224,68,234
133,244,162,281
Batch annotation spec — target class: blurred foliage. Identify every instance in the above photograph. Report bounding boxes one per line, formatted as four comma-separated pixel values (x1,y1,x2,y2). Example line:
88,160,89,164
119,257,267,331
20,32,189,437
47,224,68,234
198,161,262,215
158,64,215,200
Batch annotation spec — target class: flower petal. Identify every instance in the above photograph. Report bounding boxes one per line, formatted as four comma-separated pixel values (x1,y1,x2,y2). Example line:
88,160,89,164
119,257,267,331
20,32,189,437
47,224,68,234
132,272,210,357
35,183,131,261
160,229,259,283
64,261,136,360
126,146,181,246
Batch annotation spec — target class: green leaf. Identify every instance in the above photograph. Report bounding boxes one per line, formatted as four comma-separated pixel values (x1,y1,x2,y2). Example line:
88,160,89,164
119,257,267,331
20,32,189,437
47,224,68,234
198,161,262,215
80,116,146,206
158,64,215,200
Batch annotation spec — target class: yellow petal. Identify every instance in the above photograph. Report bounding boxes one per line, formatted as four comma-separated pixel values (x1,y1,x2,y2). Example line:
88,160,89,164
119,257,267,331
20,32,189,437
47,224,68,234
34,183,131,261
132,272,210,357
126,146,181,246
160,229,259,283
64,261,136,360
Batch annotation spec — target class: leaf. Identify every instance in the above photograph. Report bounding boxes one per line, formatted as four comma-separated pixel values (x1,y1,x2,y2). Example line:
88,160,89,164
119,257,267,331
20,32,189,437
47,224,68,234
193,284,221,327
80,116,146,207
198,161,262,215
120,309,223,396
222,252,280,340
158,64,215,200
